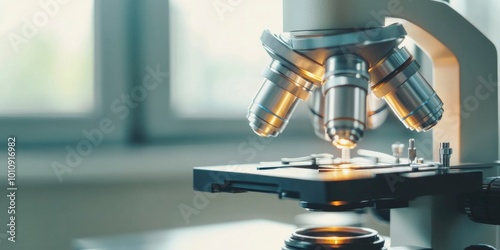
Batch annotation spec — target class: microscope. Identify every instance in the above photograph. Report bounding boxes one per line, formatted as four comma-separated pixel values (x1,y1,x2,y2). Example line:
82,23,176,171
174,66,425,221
194,0,500,249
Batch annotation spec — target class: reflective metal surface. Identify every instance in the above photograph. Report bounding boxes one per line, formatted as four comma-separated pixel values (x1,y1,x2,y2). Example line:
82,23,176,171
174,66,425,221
370,48,444,132
261,30,324,83
283,227,386,250
309,89,389,141
308,88,329,141
408,139,417,164
439,142,452,168
250,27,442,145
247,30,324,137
322,54,369,149
247,79,301,137
366,92,389,129
289,24,406,66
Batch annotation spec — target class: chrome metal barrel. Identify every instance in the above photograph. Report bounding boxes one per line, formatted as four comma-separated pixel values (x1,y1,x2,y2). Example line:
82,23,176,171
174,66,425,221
322,54,369,149
309,89,388,142
247,30,323,137
370,47,444,132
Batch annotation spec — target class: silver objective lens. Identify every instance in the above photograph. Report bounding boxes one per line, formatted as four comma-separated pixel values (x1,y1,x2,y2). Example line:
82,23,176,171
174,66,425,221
322,54,369,149
370,47,444,131
247,30,323,137
308,88,329,141
309,88,389,141
248,60,313,137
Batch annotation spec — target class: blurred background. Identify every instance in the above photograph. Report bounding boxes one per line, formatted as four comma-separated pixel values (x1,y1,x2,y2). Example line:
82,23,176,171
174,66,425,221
0,0,499,249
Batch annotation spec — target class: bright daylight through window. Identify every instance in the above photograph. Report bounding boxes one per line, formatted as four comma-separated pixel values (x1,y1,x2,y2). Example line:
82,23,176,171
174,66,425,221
169,0,282,118
0,0,94,116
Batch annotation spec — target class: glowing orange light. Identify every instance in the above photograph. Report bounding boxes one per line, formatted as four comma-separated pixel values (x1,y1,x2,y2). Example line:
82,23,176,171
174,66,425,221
333,139,356,149
329,201,348,206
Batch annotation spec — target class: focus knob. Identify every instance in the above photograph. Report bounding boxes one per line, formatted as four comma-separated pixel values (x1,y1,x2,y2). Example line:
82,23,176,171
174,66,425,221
460,177,500,225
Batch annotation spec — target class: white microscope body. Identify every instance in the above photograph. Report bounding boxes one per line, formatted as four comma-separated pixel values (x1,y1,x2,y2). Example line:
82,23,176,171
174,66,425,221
281,0,499,248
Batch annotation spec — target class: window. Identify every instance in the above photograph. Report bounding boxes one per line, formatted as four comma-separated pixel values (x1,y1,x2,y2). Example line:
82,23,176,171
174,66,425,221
0,0,94,115
0,0,130,144
6,0,498,145
144,0,312,140
169,0,282,118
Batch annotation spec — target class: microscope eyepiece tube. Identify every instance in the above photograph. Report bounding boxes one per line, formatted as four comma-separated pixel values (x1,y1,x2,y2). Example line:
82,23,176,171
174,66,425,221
370,47,444,132
322,54,369,149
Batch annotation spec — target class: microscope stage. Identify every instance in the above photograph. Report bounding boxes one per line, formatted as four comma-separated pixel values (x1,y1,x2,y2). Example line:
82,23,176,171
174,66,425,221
194,162,486,210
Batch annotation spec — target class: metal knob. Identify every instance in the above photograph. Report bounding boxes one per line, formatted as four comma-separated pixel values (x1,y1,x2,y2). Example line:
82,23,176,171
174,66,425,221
392,142,404,163
460,177,500,225
439,142,452,168
408,138,416,163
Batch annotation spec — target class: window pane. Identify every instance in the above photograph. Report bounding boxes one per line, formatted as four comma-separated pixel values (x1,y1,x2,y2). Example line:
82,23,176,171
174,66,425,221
169,0,282,118
0,0,94,116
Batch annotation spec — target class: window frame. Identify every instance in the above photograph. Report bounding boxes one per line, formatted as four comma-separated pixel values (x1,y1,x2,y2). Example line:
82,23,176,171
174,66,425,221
141,0,314,142
0,0,133,145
